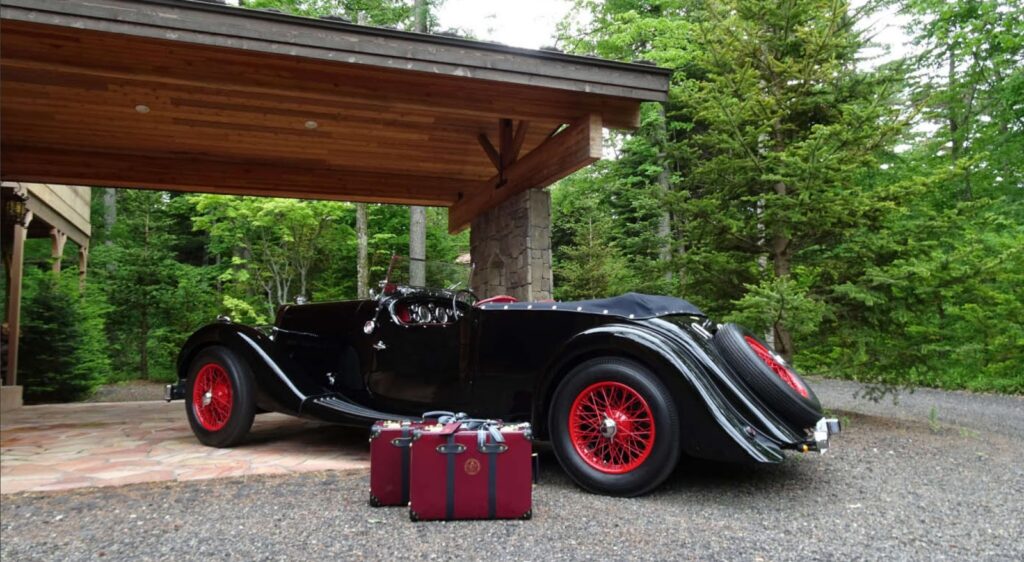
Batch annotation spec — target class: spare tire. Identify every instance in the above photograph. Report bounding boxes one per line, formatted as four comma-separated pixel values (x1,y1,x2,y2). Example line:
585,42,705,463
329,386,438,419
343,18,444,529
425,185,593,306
712,323,822,429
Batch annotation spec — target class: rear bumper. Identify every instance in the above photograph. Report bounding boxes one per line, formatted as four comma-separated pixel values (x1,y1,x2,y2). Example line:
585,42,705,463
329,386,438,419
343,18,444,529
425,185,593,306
164,383,185,402
811,417,842,453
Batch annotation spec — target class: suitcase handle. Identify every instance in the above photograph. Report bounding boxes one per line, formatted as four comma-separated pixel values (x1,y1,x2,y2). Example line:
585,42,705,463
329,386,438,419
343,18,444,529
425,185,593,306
436,442,466,454
390,437,413,448
422,411,467,423
476,423,506,453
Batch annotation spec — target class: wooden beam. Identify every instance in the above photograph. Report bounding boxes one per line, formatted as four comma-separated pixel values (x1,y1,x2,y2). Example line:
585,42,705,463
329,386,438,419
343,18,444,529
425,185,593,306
499,119,515,169
510,121,531,164
477,133,502,172
1,145,468,207
449,113,602,233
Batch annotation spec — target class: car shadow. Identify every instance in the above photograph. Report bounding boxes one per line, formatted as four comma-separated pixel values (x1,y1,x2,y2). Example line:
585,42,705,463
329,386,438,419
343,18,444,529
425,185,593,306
534,448,817,501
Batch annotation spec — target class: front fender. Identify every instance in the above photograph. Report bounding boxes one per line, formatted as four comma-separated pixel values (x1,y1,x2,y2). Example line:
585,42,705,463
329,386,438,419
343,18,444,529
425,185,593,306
177,322,324,415
535,321,789,464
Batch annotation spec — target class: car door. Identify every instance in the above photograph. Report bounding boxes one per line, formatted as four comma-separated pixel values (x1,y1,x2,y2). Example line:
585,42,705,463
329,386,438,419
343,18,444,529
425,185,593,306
366,298,468,411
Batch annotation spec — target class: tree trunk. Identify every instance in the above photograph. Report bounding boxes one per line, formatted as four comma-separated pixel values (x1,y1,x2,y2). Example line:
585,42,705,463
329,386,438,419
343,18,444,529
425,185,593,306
771,180,794,361
409,206,427,286
139,308,149,380
408,0,429,287
755,197,774,348
356,203,369,298
103,188,117,243
655,104,673,283
414,0,428,31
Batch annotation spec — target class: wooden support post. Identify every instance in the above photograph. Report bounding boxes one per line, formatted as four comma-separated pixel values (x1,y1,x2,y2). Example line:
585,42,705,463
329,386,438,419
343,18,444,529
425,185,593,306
509,121,530,163
5,211,32,387
50,227,68,273
78,244,89,291
450,113,602,233
498,118,515,169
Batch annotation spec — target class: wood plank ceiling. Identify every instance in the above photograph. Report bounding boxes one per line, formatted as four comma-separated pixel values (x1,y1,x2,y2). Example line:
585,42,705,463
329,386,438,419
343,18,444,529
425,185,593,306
1,11,663,230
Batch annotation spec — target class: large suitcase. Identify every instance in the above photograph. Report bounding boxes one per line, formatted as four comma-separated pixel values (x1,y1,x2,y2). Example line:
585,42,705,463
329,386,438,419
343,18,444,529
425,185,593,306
369,412,464,507
409,421,533,521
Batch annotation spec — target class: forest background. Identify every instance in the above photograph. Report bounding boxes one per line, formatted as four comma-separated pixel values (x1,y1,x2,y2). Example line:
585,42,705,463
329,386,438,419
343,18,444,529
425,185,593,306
6,0,1021,402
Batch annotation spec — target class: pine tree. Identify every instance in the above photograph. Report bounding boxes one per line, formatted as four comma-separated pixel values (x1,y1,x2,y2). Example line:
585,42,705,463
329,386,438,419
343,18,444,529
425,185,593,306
19,272,103,403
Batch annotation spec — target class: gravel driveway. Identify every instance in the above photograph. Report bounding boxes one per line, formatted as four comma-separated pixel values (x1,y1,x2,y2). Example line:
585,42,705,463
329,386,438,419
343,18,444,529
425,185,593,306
3,383,1022,561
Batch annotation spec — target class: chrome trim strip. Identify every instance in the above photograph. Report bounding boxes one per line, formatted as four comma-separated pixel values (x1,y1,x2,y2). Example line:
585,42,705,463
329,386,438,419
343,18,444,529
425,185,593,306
237,332,306,400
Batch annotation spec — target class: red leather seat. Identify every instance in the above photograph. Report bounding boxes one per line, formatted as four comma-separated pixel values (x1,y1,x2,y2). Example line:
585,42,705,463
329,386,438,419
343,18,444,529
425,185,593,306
475,295,518,306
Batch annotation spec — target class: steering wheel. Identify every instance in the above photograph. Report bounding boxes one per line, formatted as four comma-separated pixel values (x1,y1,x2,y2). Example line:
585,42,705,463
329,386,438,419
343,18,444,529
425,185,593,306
451,289,478,319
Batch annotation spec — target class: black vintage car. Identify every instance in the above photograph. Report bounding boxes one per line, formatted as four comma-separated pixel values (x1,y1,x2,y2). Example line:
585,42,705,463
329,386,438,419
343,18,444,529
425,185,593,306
169,258,839,496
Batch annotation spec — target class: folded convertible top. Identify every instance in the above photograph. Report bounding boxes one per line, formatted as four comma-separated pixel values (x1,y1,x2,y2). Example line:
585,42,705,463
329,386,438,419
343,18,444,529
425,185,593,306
480,292,704,319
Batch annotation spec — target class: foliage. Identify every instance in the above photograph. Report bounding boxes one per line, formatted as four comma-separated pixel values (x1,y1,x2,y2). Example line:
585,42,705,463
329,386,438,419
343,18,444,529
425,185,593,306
90,191,219,382
555,0,1023,392
14,0,1021,399
19,270,107,403
552,166,640,300
243,0,449,31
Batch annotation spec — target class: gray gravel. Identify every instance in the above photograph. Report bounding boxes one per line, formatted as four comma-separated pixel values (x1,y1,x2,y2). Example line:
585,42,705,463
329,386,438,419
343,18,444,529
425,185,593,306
809,377,1024,438
3,395,1023,562
85,381,166,403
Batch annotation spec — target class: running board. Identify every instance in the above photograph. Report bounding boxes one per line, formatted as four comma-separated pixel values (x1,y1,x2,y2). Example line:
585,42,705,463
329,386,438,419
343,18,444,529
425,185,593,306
308,395,418,422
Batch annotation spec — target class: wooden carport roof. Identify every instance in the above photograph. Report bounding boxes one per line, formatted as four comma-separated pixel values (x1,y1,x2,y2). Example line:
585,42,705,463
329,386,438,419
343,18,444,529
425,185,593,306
0,0,671,232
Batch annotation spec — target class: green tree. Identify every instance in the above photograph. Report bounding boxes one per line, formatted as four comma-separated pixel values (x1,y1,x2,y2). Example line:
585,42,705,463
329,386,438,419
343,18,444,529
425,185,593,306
92,191,216,380
19,270,106,403
552,167,638,300
189,195,350,320
902,0,1024,200
561,0,908,360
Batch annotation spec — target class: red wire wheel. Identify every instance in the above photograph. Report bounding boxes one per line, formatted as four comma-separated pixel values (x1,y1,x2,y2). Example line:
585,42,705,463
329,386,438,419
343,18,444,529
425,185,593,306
743,336,809,398
711,323,821,429
569,381,656,474
191,362,234,431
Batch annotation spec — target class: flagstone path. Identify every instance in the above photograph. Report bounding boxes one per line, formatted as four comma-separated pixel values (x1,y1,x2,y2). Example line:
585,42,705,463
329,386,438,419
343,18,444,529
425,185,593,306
0,401,369,494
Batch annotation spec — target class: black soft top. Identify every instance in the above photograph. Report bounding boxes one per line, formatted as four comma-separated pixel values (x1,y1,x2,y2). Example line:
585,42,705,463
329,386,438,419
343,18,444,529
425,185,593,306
479,292,703,319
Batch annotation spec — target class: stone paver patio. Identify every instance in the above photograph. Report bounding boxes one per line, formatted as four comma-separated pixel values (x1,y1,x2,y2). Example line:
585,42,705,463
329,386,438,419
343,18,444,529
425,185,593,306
0,401,369,494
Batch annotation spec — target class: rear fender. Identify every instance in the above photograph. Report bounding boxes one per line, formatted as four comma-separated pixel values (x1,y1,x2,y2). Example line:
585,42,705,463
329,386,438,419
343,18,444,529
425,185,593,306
177,323,324,415
534,323,785,464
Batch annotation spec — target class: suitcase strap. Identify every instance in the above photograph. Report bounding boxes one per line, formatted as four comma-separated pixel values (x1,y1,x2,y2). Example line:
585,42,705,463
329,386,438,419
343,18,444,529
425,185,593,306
478,423,506,519
434,421,508,520
399,424,411,504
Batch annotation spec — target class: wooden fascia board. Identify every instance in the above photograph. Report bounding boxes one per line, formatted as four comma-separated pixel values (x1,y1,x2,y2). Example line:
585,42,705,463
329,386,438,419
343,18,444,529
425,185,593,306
1,0,670,104
1,146,467,207
448,113,602,233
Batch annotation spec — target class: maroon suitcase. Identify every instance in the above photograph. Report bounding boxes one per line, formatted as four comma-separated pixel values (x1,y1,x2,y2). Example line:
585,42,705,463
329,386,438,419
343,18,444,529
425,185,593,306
409,421,533,521
369,412,464,507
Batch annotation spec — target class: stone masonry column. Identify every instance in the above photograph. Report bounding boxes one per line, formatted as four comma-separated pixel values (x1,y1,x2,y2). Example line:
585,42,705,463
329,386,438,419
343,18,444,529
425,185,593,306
470,189,552,301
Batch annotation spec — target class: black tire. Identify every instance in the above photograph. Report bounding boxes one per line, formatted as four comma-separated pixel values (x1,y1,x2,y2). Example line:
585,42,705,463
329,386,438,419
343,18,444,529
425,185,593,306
184,345,256,448
712,323,821,429
548,357,680,497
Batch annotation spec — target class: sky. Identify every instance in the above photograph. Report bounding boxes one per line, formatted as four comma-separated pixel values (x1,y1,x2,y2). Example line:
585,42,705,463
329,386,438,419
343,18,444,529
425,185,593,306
437,0,914,64
437,0,575,49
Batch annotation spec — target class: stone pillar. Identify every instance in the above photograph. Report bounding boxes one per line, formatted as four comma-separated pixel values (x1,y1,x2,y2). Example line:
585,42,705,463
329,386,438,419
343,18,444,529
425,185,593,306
470,188,552,301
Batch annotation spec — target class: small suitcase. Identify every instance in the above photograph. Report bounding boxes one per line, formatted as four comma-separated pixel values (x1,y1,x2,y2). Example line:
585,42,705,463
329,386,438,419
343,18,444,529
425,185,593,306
369,412,464,507
409,421,533,521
